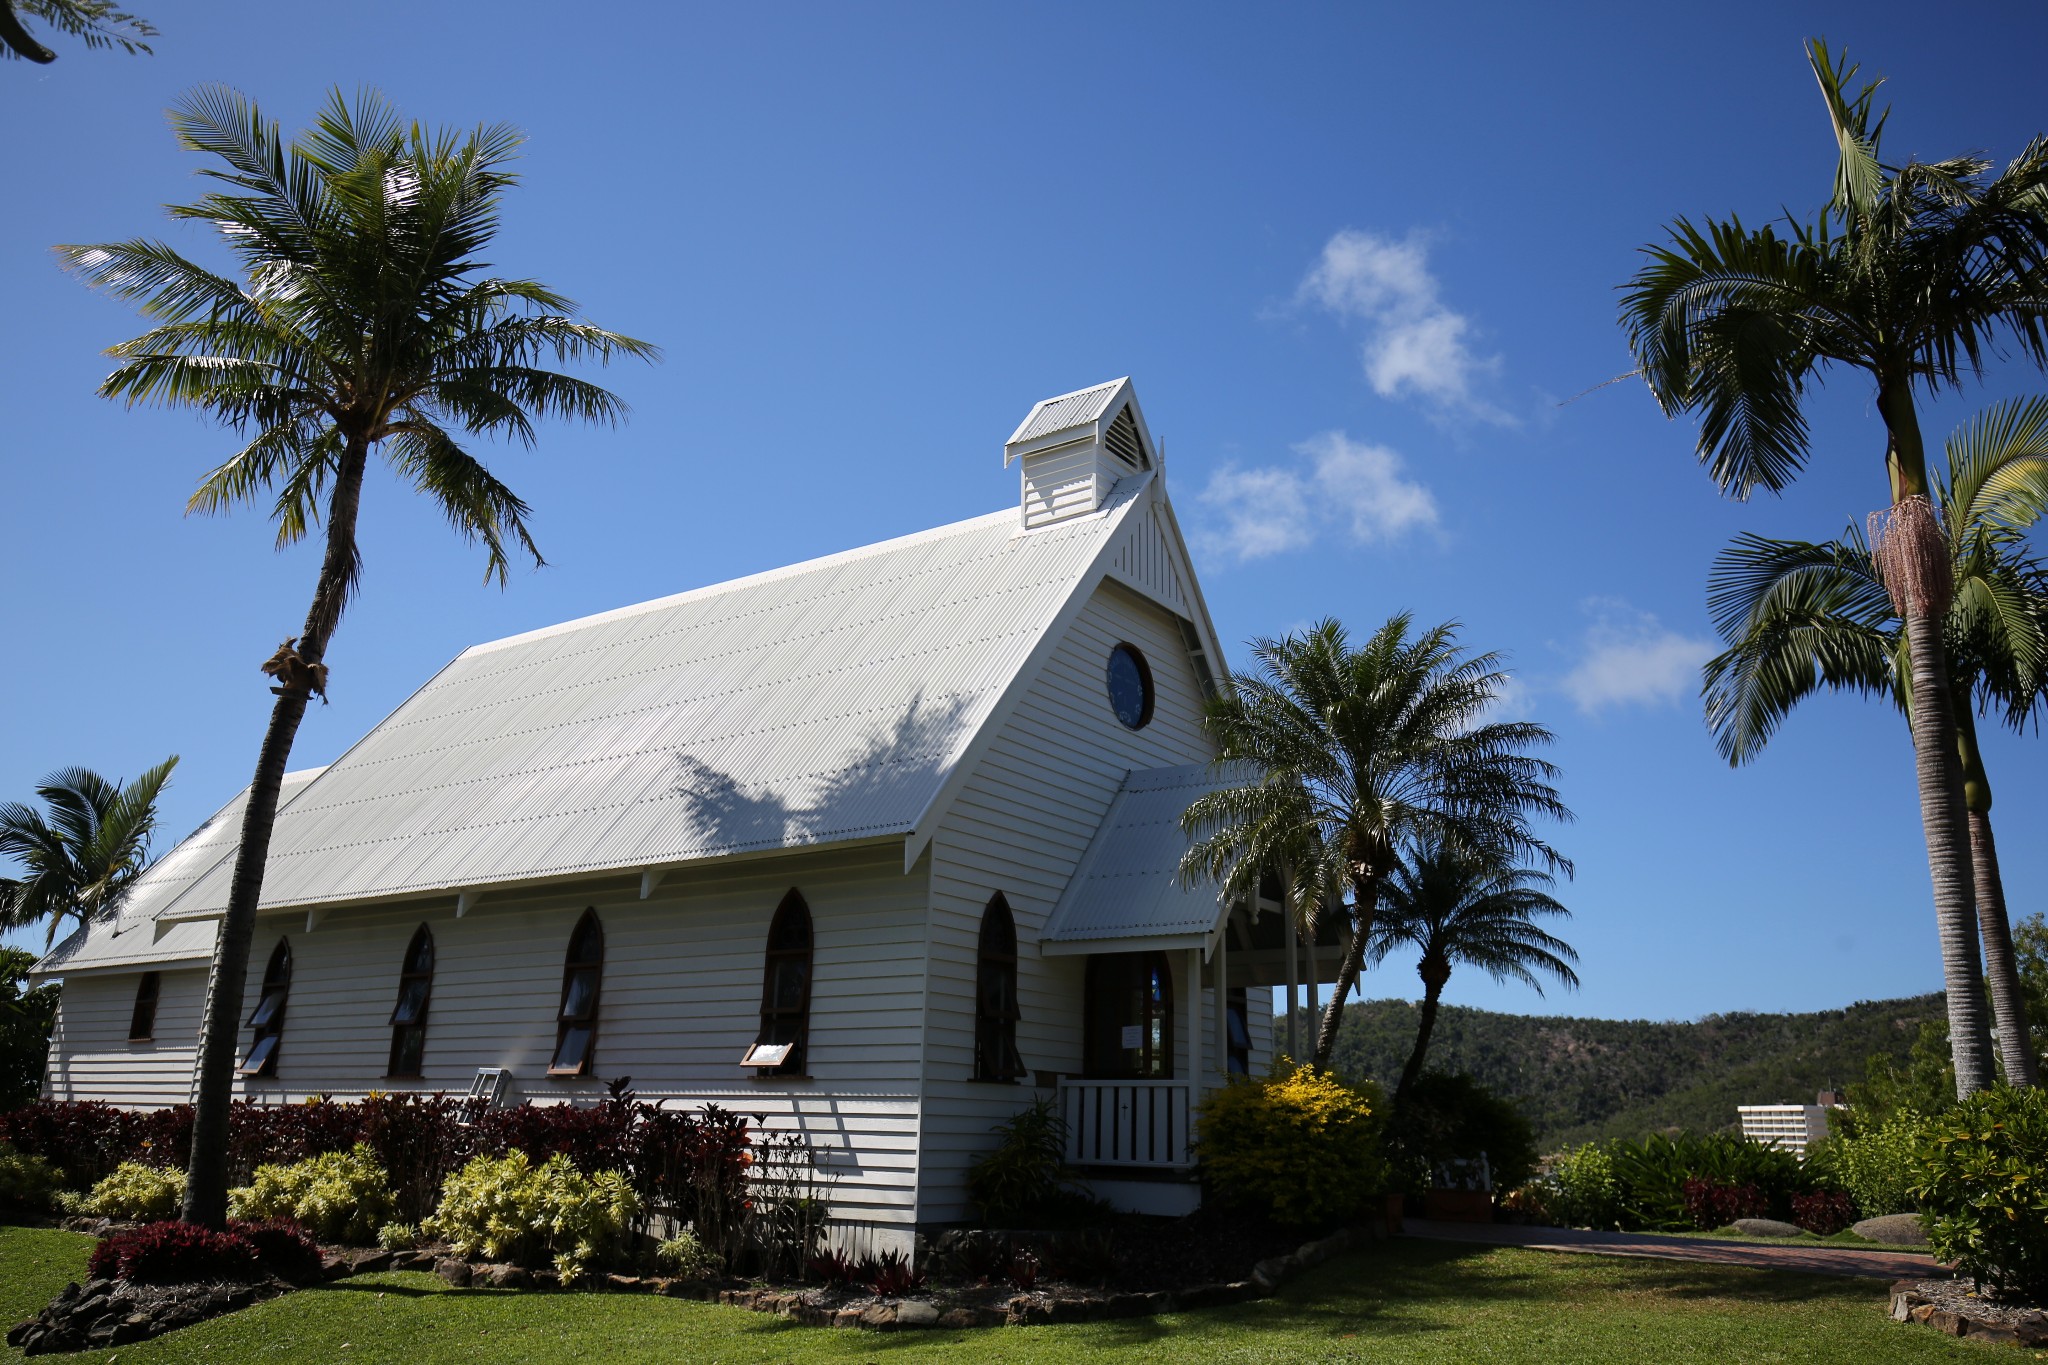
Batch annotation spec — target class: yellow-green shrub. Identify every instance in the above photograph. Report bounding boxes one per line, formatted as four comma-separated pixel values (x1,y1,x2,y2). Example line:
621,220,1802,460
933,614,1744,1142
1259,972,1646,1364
425,1150,638,1283
0,1143,64,1213
1914,1087,2048,1301
228,1143,394,1244
1195,1061,1384,1227
63,1160,185,1220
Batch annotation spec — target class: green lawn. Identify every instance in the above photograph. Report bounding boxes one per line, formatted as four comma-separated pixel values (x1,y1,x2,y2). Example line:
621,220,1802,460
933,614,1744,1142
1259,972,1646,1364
0,1224,1989,1363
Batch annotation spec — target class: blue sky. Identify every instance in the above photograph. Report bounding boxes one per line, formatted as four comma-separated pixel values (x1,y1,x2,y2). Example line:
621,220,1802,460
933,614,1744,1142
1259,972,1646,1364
4,1,2046,1025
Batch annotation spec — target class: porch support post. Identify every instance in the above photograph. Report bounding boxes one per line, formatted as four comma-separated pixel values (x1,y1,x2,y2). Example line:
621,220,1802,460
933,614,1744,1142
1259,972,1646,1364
1214,919,1229,1077
1285,903,1300,1060
1184,947,1203,1090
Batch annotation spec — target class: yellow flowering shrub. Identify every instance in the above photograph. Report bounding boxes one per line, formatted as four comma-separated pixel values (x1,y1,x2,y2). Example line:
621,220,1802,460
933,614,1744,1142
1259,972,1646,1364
1194,1059,1385,1227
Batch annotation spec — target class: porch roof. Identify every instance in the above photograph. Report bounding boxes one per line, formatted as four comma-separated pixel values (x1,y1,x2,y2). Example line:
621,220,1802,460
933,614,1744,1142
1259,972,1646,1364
1040,762,1249,954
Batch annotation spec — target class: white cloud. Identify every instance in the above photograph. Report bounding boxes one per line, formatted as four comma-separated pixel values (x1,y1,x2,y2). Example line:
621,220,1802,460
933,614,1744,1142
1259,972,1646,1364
1299,229,1509,422
1193,431,1438,564
1471,673,1536,727
1559,599,1715,715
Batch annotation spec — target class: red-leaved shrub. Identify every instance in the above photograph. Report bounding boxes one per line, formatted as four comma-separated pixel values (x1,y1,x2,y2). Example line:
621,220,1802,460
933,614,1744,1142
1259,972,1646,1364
1682,1178,1769,1229
1790,1189,1856,1237
89,1222,262,1284
232,1219,324,1283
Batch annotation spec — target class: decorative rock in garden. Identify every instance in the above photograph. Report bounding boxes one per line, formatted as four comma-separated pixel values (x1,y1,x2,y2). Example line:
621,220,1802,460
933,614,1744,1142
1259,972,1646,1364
1855,1214,1929,1246
6,1277,287,1356
1728,1218,1804,1238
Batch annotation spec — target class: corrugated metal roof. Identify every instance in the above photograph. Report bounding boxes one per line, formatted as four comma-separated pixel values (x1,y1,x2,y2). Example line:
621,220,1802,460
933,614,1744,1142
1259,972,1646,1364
1006,378,1128,449
33,769,325,975
153,489,1148,920
1042,762,1252,944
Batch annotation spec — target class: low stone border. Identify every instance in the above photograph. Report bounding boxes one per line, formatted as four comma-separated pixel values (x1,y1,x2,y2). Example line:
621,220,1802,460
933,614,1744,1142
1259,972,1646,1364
10,1222,1376,1349
700,1222,1378,1331
7,1277,288,1355
1891,1279,2048,1347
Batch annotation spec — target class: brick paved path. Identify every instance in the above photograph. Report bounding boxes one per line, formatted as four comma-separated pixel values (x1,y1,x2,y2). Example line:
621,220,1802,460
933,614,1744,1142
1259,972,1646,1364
1400,1218,1944,1280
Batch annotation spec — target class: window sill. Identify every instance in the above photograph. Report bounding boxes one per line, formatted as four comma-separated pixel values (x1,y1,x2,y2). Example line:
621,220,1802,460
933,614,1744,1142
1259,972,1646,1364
745,1071,813,1082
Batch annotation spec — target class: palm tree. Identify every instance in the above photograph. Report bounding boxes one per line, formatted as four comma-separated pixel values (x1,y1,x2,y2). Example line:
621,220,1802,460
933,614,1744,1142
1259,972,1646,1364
0,0,152,63
1179,616,1572,1071
1621,41,2048,1095
1705,398,2048,1085
59,87,658,1227
1370,838,1578,1101
0,758,178,949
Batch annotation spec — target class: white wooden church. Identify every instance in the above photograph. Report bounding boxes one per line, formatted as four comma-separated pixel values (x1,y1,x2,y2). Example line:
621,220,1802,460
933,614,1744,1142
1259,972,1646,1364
35,380,1340,1255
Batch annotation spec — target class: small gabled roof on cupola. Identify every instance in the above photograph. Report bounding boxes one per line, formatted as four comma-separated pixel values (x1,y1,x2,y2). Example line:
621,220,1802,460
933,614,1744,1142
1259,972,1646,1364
1004,376,1156,468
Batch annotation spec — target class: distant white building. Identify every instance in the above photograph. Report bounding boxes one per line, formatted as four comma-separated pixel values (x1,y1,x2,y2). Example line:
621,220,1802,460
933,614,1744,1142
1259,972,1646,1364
33,379,1344,1255
1738,1104,1830,1155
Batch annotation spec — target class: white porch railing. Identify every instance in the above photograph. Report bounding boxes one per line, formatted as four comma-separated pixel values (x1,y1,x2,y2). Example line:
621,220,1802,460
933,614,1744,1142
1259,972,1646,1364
1058,1079,1195,1169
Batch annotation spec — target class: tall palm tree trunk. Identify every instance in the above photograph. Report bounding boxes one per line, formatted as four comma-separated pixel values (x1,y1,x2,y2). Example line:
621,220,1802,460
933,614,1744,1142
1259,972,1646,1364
1310,870,1381,1071
1954,702,2036,1085
1878,384,1995,1097
1397,960,1450,1101
183,441,368,1228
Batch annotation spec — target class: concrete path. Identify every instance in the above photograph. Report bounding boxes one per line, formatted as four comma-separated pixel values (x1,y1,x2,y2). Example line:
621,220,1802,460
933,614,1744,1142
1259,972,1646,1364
1400,1218,1944,1281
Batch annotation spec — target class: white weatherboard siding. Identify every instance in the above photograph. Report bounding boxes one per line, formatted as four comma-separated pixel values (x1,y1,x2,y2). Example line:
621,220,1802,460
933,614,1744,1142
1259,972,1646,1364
50,846,929,1235
43,969,207,1108
917,578,1221,1221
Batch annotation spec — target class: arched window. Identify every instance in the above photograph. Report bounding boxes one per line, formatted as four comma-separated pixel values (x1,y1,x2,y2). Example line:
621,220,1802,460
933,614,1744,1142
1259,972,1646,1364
128,972,161,1044
387,925,435,1078
974,894,1024,1082
549,910,603,1076
1226,986,1251,1076
745,890,811,1076
242,940,291,1076
1083,951,1173,1079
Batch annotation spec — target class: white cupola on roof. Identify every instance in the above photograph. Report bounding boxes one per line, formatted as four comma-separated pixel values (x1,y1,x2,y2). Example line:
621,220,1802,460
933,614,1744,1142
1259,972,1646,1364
1004,377,1157,529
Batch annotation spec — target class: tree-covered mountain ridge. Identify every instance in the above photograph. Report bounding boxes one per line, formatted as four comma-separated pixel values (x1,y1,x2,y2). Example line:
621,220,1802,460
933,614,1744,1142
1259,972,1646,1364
1310,992,1946,1148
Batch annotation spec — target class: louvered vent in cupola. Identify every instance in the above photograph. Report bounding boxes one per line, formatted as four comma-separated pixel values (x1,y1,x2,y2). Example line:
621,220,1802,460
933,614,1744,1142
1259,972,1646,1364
1003,377,1157,529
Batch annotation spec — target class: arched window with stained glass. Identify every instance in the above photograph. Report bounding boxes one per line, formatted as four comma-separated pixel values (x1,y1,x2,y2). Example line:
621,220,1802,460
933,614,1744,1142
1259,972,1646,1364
745,890,811,1076
549,910,603,1076
242,940,292,1077
387,925,435,1078
974,893,1024,1082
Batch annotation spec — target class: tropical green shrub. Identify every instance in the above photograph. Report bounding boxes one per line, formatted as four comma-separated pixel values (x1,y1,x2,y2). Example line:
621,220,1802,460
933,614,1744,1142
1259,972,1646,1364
1385,1072,1539,1196
656,1228,722,1281
426,1150,638,1283
0,1142,63,1214
66,1160,186,1220
966,1099,1083,1227
228,1143,394,1244
1545,1143,1620,1229
1196,1063,1385,1227
376,1221,422,1251
1914,1086,2048,1301
1607,1133,1803,1231
1823,1109,1928,1218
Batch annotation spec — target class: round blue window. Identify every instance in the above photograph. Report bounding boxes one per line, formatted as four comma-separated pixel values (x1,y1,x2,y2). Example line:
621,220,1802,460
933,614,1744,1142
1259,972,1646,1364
1107,644,1153,729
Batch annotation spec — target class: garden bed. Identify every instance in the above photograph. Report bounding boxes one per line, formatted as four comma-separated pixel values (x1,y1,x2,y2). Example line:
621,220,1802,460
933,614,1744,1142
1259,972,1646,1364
1890,1278,2048,1346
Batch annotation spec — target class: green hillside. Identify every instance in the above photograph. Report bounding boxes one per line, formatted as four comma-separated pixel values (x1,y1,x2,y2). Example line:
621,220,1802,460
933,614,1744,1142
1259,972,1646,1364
1299,992,1945,1148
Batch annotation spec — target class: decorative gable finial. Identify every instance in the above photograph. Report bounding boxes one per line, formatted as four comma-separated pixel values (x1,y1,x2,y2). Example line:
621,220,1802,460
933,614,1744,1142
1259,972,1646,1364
1004,378,1156,528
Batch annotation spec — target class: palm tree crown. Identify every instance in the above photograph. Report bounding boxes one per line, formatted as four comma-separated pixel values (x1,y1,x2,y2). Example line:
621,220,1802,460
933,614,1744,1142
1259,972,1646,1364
1370,837,1577,1099
0,758,177,949
60,86,658,641
1179,615,1572,1071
